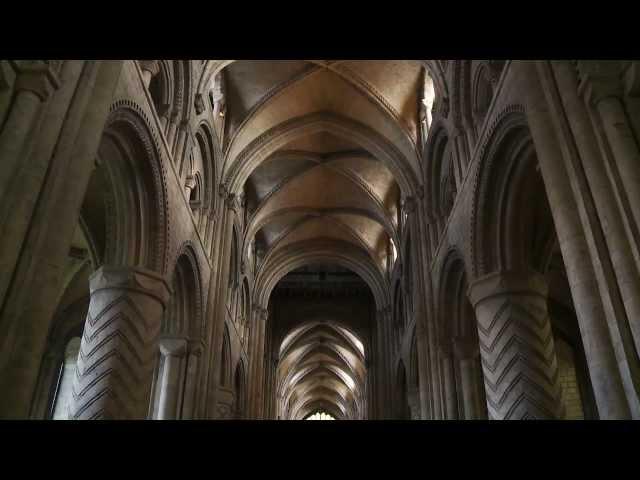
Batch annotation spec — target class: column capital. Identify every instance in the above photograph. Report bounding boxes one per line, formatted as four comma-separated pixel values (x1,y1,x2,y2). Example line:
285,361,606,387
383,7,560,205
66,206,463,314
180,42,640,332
467,270,547,308
577,60,625,105
138,60,160,77
159,337,188,357
252,306,268,321
187,339,205,356
219,183,237,211
89,265,172,306
12,60,60,101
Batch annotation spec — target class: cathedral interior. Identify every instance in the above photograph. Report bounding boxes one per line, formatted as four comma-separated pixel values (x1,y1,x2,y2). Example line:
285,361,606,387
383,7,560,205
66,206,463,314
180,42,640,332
1,59,640,420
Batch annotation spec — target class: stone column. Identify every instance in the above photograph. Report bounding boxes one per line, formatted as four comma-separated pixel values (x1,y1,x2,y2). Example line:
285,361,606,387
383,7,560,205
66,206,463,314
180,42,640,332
414,207,441,420
578,61,640,353
181,340,204,419
468,271,564,420
247,306,267,418
29,350,61,419
0,61,60,306
376,306,393,418
579,61,640,248
69,266,170,420
454,336,485,420
527,61,634,418
0,61,59,205
438,342,459,420
201,191,236,418
156,338,187,420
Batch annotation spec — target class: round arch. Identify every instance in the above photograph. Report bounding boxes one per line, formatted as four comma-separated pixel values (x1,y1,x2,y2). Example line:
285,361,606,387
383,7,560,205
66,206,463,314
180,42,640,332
223,112,421,198
254,239,390,311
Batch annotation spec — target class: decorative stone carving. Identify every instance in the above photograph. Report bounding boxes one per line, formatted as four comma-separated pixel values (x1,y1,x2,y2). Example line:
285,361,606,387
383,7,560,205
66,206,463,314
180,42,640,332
468,271,564,420
138,60,160,78
12,60,60,101
577,60,625,105
69,266,171,420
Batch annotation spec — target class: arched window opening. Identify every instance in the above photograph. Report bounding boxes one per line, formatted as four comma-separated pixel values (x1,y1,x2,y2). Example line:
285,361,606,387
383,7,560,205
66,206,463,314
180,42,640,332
440,147,457,217
188,173,202,216
210,72,226,143
306,411,335,420
51,337,81,420
389,238,398,271
227,229,239,319
419,69,436,147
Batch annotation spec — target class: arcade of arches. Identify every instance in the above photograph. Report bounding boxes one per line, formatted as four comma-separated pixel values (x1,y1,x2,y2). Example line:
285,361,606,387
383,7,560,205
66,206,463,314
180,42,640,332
1,60,640,420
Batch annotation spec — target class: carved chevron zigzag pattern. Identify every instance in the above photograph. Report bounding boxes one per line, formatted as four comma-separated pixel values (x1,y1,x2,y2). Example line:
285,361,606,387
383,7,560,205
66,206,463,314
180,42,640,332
70,295,160,420
477,299,563,420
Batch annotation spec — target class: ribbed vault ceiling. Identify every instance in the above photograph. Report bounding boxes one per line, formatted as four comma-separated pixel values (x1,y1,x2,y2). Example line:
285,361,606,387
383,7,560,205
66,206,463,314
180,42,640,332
277,319,366,420
217,60,430,281
212,60,433,418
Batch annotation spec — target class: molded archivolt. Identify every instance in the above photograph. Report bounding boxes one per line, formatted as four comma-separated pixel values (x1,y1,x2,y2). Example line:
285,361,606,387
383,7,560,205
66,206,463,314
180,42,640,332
469,108,556,279
162,246,204,341
424,125,457,221
84,104,169,273
254,239,390,310
276,320,367,420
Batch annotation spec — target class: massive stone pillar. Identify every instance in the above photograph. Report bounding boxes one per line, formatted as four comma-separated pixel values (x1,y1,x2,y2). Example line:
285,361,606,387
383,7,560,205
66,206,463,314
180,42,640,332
577,61,640,357
156,338,187,420
0,61,122,419
0,61,59,208
69,266,170,420
468,271,564,420
579,62,640,246
525,61,635,418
